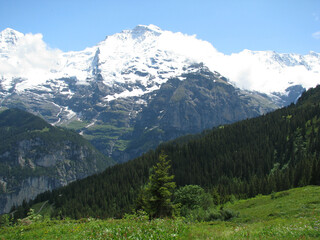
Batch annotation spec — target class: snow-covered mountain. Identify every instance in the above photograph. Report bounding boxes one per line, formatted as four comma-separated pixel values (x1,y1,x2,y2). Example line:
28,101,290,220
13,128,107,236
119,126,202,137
0,25,319,161
1,25,215,97
216,49,320,94
1,25,319,96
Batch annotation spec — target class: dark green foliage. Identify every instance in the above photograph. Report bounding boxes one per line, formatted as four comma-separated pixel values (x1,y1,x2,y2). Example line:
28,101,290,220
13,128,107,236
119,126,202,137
174,185,207,210
173,185,219,221
140,152,177,218
172,184,237,222
16,85,320,220
186,207,238,222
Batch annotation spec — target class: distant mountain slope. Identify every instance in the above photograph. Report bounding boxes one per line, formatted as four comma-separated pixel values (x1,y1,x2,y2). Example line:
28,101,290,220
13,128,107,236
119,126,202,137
0,64,281,163
0,26,315,163
122,64,278,161
26,85,320,219
0,108,114,214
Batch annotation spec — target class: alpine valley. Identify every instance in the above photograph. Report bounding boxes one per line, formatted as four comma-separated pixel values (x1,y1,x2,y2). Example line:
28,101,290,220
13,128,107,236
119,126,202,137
0,23,319,226
1,25,319,163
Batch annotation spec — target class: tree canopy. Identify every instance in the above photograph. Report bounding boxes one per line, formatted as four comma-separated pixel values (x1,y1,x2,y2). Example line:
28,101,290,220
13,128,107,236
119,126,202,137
141,152,177,218
13,85,320,220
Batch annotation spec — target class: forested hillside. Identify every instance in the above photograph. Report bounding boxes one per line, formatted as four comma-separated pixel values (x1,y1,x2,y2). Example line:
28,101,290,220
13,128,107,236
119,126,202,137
18,85,320,219
0,108,114,214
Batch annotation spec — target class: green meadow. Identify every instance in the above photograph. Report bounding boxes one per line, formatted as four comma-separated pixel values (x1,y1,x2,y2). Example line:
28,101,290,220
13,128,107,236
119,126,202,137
1,186,319,239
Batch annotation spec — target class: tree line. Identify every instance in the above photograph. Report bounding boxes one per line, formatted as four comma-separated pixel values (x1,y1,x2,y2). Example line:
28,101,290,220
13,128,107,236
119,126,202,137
12,85,320,220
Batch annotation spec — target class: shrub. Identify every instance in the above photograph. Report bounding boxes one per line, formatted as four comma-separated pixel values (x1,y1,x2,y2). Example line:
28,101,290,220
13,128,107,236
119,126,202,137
174,185,214,217
17,208,43,225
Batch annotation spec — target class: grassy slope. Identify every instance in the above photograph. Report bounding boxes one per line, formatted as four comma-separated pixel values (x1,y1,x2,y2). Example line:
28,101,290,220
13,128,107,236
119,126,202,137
184,185,320,239
62,120,133,155
1,186,319,239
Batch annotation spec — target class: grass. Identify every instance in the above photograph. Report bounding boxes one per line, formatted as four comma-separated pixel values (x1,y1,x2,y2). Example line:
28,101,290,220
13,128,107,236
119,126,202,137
182,218,320,239
86,124,132,134
62,120,134,155
61,120,89,131
32,127,50,133
0,217,187,240
183,186,320,239
32,201,53,218
1,186,319,239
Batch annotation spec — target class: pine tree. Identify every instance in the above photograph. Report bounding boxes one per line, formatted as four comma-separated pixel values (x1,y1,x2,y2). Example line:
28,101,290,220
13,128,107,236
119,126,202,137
142,152,177,219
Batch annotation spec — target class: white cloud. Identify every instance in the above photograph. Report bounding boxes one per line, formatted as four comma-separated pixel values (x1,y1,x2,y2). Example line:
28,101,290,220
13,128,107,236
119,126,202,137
157,31,221,63
0,32,62,89
1,27,319,95
201,50,320,94
312,31,320,39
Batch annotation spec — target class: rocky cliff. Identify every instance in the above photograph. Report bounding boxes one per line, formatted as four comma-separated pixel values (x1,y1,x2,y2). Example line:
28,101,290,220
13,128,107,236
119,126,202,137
121,65,278,161
0,108,114,214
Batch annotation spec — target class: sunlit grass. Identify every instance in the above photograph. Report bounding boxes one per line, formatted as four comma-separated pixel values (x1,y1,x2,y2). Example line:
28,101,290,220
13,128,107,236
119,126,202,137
0,218,188,240
183,186,320,239
1,186,319,239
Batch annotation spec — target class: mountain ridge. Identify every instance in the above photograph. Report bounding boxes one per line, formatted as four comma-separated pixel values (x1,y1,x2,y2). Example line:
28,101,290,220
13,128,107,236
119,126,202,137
0,25,317,161
0,108,114,214
1,25,319,95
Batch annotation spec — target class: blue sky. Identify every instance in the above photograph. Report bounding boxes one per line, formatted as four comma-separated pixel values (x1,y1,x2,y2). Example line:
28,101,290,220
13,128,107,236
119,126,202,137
0,0,319,54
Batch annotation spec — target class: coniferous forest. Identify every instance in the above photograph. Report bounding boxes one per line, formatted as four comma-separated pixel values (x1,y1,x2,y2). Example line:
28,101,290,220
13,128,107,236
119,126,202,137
13,85,320,220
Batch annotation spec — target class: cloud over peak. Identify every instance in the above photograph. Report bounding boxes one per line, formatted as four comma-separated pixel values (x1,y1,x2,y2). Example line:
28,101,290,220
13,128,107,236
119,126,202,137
0,30,62,88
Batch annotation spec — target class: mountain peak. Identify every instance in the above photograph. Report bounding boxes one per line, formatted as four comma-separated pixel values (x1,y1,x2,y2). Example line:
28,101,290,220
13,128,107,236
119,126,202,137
136,24,162,31
308,51,319,57
133,24,162,32
0,28,24,38
0,28,24,50
0,26,319,96
129,24,162,38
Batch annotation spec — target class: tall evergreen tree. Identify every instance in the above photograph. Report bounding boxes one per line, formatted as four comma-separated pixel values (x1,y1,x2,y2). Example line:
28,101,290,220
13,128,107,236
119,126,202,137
142,152,177,218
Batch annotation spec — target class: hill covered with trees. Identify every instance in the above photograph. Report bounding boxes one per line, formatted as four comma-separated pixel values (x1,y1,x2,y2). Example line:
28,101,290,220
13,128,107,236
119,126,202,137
15,85,320,219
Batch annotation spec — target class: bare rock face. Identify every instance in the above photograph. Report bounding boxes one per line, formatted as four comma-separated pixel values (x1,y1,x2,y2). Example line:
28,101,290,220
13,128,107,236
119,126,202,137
0,109,114,214
121,65,279,160
0,176,55,214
